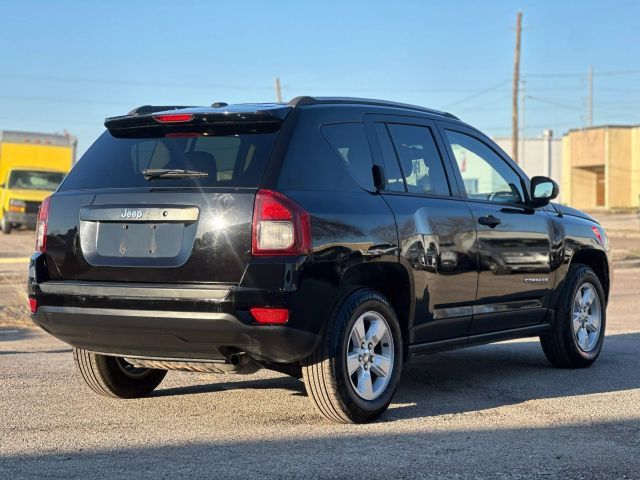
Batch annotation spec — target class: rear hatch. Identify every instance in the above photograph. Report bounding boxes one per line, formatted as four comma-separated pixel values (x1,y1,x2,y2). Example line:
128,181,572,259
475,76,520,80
45,105,288,284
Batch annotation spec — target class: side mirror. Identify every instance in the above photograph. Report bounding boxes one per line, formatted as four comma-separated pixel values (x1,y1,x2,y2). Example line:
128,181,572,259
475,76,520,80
529,176,559,208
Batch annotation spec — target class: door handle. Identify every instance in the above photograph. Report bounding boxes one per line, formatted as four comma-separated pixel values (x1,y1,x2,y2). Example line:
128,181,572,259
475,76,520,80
478,215,501,228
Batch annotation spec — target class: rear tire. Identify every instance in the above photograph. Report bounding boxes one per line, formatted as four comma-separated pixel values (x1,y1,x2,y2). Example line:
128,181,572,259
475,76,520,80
540,264,606,368
302,289,403,423
1,214,11,234
73,348,167,398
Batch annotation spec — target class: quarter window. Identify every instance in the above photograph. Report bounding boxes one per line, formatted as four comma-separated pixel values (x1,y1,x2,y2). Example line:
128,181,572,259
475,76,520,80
386,124,450,196
445,130,524,204
321,123,375,191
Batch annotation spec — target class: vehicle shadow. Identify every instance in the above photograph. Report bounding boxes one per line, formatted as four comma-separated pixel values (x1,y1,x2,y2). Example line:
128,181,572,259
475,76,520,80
0,327,38,343
153,332,640,421
3,418,639,479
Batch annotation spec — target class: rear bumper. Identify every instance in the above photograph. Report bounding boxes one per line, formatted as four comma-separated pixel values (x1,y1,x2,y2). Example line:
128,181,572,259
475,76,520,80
28,251,333,364
31,305,319,363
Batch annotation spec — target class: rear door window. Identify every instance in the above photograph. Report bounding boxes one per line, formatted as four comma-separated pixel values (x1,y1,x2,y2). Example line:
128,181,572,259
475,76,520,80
386,124,451,196
60,129,279,191
321,123,375,191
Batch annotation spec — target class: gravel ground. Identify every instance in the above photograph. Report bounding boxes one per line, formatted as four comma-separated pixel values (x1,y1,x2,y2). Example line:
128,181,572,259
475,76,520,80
1,265,639,479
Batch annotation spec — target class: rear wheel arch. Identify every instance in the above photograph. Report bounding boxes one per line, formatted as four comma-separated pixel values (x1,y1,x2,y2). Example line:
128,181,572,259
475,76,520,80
339,261,414,347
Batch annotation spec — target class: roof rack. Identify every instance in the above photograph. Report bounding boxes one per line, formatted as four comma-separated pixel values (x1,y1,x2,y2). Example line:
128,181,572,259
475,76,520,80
287,96,459,120
127,105,195,116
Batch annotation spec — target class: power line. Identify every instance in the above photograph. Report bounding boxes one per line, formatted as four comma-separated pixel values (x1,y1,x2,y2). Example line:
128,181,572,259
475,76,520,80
0,94,132,107
524,69,640,79
441,79,510,109
0,73,274,91
526,95,583,111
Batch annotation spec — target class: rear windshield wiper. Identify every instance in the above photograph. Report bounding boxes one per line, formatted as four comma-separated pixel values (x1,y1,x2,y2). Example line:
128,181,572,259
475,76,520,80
142,168,209,180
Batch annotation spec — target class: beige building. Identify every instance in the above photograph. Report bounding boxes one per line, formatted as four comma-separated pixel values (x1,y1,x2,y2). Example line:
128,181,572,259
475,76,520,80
562,126,640,210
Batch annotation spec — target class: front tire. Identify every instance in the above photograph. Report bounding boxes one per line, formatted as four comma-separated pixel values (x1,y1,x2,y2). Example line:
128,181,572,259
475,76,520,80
302,289,403,423
1,214,11,234
73,348,167,398
540,264,606,368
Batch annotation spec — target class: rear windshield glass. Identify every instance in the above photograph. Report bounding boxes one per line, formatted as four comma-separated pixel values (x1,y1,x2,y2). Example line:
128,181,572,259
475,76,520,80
60,129,279,190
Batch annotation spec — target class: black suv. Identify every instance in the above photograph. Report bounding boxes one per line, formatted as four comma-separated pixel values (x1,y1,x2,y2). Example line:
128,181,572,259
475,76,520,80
29,97,612,423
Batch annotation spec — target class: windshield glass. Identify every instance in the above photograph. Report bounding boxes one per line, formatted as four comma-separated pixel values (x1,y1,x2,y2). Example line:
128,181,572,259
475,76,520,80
8,170,66,191
60,128,279,191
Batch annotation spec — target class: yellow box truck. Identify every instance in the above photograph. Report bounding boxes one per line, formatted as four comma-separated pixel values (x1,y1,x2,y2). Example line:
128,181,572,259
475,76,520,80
0,131,75,234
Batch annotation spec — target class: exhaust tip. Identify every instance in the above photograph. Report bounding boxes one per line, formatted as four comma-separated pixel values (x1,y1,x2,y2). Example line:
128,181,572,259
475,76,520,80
229,353,242,366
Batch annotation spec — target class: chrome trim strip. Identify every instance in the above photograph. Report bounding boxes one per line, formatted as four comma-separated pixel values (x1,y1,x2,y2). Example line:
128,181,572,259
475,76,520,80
39,281,230,301
433,306,473,319
433,300,542,319
473,299,542,315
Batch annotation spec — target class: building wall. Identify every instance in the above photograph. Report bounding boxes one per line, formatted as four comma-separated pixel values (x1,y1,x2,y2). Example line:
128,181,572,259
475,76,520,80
570,167,599,210
562,125,640,210
631,128,640,208
568,128,606,168
562,136,572,204
606,128,632,208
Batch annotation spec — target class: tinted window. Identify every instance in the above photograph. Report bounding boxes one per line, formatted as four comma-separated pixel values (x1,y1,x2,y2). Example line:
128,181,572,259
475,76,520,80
445,130,524,204
321,123,374,191
374,123,405,192
387,124,450,196
60,129,278,190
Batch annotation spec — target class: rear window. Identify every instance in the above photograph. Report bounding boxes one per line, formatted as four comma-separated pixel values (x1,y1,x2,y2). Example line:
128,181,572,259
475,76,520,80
60,129,279,190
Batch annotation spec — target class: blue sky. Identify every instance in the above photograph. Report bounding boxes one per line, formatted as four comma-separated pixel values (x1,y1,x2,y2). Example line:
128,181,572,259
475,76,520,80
1,0,639,155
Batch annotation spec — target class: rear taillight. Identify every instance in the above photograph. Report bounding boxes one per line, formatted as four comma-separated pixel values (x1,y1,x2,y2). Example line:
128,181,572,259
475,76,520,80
35,196,51,253
29,298,37,314
249,307,289,324
252,190,311,256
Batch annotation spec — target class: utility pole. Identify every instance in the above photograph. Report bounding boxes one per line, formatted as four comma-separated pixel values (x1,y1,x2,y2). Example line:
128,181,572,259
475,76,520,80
587,65,593,127
274,77,283,103
511,11,523,164
520,79,526,165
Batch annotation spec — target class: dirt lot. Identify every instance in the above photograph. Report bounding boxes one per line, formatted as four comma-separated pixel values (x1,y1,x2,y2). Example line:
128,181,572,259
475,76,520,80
1,215,639,479
0,230,33,328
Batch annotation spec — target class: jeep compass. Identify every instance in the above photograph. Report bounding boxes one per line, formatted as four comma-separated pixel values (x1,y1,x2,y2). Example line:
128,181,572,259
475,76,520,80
28,97,612,423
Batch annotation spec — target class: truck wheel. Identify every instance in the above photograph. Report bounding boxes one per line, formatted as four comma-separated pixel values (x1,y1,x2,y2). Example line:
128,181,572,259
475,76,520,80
1,214,11,234
302,289,403,423
540,264,606,368
73,348,167,398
